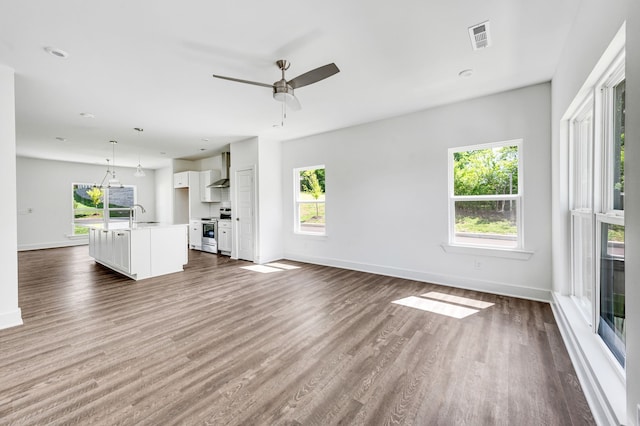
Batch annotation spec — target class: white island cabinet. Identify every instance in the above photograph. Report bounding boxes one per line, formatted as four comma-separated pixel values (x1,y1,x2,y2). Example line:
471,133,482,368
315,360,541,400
89,223,188,280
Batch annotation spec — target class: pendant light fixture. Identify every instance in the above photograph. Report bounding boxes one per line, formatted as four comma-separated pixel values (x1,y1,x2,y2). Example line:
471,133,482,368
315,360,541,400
97,140,123,188
133,127,146,177
134,160,146,178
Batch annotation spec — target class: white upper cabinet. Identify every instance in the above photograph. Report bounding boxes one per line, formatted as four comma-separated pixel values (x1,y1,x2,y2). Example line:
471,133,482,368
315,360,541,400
173,171,189,188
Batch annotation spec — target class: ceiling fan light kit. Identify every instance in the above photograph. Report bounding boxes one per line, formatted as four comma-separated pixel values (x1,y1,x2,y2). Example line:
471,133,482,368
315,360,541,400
212,59,340,116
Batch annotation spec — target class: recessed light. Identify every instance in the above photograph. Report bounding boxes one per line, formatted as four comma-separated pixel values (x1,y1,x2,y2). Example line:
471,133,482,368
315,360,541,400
80,112,95,118
201,138,209,142
44,46,69,59
55,137,67,142
458,69,474,78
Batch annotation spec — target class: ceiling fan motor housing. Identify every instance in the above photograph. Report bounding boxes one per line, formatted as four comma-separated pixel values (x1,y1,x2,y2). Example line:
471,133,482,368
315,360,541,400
273,79,294,100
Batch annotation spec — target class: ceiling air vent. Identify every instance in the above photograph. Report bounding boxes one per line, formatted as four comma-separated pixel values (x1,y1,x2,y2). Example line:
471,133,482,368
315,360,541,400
468,21,491,50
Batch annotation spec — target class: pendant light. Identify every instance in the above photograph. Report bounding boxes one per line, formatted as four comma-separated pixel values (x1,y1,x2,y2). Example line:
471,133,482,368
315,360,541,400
134,157,146,178
97,140,123,188
133,127,146,177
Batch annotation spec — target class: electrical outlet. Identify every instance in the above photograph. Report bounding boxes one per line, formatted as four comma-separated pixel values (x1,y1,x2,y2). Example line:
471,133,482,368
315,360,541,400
474,258,483,270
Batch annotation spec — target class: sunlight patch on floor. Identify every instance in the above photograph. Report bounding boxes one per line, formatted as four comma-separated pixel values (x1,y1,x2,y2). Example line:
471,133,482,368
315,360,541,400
421,291,495,309
241,265,283,273
241,262,301,274
266,263,300,270
392,296,479,319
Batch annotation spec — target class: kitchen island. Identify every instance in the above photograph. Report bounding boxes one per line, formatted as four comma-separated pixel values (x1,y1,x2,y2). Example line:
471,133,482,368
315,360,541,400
88,222,188,280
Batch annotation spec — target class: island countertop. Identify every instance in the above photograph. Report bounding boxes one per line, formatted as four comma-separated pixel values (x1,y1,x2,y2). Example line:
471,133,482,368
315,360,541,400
87,222,188,230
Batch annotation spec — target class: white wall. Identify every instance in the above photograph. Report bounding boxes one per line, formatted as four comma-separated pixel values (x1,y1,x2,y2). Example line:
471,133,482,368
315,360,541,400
0,65,21,329
549,1,635,423
282,83,552,301
550,1,628,295
155,166,173,224
257,138,283,263
230,137,258,260
625,1,640,423
16,157,156,250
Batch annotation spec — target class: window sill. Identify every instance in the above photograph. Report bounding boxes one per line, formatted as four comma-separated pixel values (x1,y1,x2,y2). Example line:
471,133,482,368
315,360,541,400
552,292,626,424
440,243,534,260
293,232,328,239
66,234,89,240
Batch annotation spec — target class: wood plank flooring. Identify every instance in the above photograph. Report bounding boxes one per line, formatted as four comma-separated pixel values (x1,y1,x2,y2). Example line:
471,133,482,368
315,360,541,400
0,246,594,425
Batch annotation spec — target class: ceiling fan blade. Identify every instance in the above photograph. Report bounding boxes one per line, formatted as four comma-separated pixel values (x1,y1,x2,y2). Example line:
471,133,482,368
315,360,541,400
211,74,273,89
288,63,340,89
285,94,302,111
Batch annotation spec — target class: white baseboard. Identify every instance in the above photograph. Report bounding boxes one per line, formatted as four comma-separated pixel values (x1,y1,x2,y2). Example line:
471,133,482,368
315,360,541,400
551,292,625,425
18,239,88,251
0,308,23,330
283,253,551,302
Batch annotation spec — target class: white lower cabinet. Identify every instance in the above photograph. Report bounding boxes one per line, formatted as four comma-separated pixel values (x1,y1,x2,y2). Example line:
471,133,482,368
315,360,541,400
88,225,187,280
189,220,202,250
98,229,112,264
218,220,232,254
112,231,131,272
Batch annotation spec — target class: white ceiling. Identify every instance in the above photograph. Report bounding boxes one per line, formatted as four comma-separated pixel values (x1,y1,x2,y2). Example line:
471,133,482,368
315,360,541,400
0,0,582,169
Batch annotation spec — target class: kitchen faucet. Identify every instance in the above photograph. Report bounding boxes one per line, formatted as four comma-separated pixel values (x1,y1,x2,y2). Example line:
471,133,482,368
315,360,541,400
129,204,146,227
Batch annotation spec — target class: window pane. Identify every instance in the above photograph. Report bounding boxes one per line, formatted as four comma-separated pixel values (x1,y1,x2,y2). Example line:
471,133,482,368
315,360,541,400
613,80,625,210
298,168,325,201
73,184,104,235
298,202,325,234
107,187,135,208
454,200,517,248
296,166,326,235
598,223,625,367
571,214,593,316
572,108,593,209
453,146,518,196
106,187,135,221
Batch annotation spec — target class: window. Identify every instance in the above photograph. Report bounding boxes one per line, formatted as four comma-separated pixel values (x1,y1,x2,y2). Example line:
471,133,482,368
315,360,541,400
596,216,625,367
568,49,625,367
448,140,522,249
294,166,325,235
72,184,104,235
570,96,595,317
72,184,136,235
105,186,136,221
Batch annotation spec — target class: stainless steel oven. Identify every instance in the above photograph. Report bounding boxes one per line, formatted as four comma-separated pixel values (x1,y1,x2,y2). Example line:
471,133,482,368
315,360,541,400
202,220,217,254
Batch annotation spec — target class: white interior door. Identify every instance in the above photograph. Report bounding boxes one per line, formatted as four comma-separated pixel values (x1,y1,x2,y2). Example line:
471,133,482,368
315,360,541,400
236,168,255,262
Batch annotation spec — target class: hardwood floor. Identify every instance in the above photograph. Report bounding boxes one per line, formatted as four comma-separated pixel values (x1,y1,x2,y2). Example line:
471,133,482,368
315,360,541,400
1,246,594,425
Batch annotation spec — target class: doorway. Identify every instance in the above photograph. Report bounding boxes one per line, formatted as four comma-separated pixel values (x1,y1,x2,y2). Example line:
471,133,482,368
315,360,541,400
235,168,255,262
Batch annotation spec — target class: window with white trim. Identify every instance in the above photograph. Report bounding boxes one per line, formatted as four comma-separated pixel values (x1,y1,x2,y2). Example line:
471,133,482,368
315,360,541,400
294,165,325,235
72,184,136,235
569,48,625,367
448,140,523,249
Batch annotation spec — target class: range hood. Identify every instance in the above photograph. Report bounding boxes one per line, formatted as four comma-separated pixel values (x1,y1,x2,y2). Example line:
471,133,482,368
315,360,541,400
207,152,230,188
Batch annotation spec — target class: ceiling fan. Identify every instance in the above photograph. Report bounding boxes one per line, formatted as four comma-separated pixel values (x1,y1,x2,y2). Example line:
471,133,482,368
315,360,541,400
212,60,339,111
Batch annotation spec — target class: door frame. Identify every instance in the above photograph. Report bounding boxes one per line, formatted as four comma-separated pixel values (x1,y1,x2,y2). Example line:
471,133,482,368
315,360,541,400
232,166,257,262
